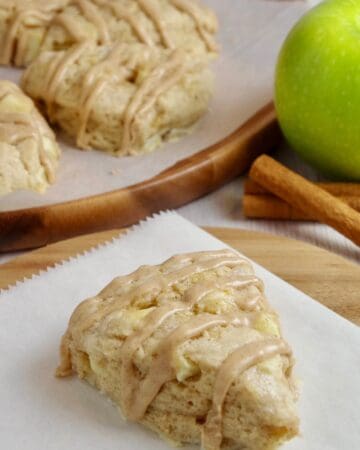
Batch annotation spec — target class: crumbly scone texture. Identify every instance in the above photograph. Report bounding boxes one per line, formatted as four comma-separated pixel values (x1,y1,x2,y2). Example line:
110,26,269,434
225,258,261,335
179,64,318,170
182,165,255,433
21,43,213,155
0,0,218,67
0,0,69,67
0,80,60,195
56,249,299,450
40,0,218,58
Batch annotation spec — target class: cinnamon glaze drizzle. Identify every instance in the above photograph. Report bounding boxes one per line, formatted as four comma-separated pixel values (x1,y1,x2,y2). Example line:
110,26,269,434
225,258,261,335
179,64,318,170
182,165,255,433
170,0,218,52
0,1,67,66
1,9,52,65
32,41,192,152
0,81,56,181
74,0,218,52
57,250,292,450
76,0,111,45
121,48,189,152
137,0,173,49
0,0,217,66
104,1,155,47
202,338,291,450
4,0,216,152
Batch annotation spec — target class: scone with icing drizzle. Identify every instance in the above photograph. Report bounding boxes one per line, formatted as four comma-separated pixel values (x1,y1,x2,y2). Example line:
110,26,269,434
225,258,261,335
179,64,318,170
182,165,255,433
0,0,69,67
56,249,299,450
0,80,60,195
21,42,213,155
41,0,218,58
0,0,217,68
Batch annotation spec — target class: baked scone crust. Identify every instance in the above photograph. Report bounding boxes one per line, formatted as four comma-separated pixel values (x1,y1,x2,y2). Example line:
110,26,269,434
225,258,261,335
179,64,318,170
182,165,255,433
57,249,299,450
22,42,213,155
0,80,60,195
0,0,218,67
41,0,218,58
0,0,69,67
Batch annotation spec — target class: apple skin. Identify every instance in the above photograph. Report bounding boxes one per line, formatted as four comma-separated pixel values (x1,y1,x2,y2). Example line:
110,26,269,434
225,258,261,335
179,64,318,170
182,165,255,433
275,0,360,180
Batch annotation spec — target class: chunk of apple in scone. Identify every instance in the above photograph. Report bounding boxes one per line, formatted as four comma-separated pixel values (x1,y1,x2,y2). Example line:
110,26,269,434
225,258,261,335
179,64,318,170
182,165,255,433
40,0,218,58
21,43,213,155
0,0,69,67
56,249,299,450
0,81,60,195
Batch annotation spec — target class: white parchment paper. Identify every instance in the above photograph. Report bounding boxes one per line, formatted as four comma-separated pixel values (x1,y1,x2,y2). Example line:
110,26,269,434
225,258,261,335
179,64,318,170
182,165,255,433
0,0,309,212
0,211,359,449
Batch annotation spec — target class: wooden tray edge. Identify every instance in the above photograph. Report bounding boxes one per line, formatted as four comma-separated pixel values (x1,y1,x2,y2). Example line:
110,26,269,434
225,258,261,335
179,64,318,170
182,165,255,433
0,102,281,252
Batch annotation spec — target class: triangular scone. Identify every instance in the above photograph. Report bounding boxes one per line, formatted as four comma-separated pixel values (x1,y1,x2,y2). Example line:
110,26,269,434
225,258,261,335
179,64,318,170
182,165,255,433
57,249,299,450
0,0,69,67
0,81,60,195
22,43,213,155
40,0,218,59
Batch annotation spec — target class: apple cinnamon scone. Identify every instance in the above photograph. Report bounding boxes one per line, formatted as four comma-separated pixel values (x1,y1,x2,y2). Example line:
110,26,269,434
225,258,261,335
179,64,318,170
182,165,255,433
0,0,69,67
21,42,213,155
0,80,60,195
40,0,218,58
56,249,299,450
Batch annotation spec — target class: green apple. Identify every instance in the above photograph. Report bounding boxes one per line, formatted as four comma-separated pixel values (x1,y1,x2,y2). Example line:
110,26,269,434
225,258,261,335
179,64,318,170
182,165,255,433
275,0,360,180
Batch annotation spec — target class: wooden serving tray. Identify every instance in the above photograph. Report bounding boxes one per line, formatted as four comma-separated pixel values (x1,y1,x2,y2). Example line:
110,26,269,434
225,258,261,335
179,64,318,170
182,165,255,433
0,103,281,252
1,226,359,325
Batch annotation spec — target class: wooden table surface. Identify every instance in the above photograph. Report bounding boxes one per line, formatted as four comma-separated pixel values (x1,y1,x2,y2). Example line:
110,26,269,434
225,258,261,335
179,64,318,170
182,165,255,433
1,227,359,325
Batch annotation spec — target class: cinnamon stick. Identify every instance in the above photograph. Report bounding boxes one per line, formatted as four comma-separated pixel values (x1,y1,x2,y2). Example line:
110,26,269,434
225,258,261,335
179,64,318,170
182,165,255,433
243,194,360,221
244,178,360,197
249,155,360,246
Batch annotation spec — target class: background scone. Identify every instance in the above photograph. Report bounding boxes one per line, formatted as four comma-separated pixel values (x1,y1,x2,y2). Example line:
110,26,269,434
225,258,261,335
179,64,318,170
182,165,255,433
0,81,60,195
0,0,69,67
57,249,299,450
22,43,214,155
41,0,218,58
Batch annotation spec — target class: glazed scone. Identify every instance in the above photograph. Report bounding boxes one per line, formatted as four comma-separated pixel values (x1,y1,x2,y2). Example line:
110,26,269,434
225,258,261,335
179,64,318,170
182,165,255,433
40,0,218,58
0,0,69,67
0,81,60,194
56,249,299,450
21,43,213,155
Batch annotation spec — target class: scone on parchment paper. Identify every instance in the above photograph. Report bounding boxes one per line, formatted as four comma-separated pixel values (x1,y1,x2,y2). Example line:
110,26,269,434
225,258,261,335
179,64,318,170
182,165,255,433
41,0,218,58
0,0,218,67
0,0,69,67
0,81,60,195
22,42,213,156
56,249,299,450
